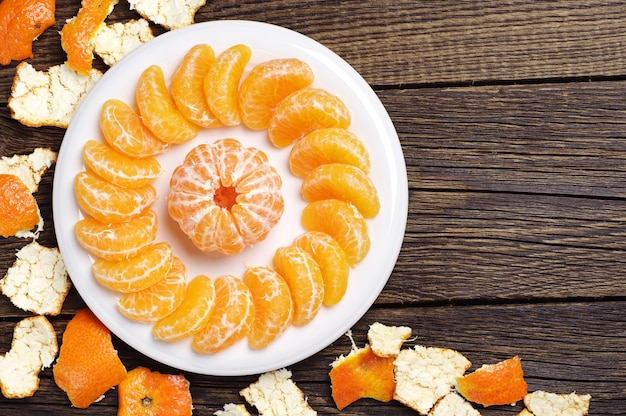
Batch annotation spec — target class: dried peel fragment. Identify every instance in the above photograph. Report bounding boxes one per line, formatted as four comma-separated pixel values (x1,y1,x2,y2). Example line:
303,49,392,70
0,148,56,194
92,19,155,67
9,62,102,128
367,321,412,358
520,390,591,416
0,316,58,399
393,345,472,415
0,241,70,315
128,0,207,30
240,368,317,416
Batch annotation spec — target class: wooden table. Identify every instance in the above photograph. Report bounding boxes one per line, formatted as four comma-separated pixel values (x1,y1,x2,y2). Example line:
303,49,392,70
1,1,625,414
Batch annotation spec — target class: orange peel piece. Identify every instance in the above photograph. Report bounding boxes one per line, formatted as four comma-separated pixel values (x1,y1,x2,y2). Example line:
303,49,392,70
60,0,119,75
0,174,41,238
329,345,396,410
0,0,55,65
456,355,528,407
118,366,193,416
52,308,127,408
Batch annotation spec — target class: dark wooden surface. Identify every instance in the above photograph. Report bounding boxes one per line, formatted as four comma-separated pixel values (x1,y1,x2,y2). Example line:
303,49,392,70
2,1,626,414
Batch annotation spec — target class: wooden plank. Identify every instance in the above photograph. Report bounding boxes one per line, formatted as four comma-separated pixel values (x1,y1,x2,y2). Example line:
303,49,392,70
381,81,626,197
2,301,621,415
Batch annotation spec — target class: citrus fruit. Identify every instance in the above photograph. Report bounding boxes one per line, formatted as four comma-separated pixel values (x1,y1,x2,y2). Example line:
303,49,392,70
268,88,351,148
118,366,192,416
301,199,370,266
329,345,396,410
167,138,284,255
74,209,158,261
91,242,173,293
60,0,117,75
170,44,222,128
204,44,251,126
457,356,528,407
293,231,349,306
239,58,315,130
242,266,293,349
53,308,127,408
301,163,380,218
117,256,187,323
192,274,255,354
0,174,40,238
0,0,55,65
82,140,162,189
272,245,324,326
74,170,157,224
100,99,170,158
136,65,200,144
152,275,215,342
288,127,371,178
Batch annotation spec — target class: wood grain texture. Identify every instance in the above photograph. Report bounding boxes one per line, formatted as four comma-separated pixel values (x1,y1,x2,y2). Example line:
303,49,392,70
1,0,625,415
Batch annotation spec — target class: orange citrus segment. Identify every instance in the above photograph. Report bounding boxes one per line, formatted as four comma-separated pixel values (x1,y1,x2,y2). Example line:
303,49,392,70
74,170,157,224
152,275,215,342
82,140,162,189
239,58,315,130
457,356,528,407
117,256,187,323
118,366,192,416
100,99,170,158
0,174,40,238
301,199,370,266
136,65,200,144
74,209,158,261
329,345,396,410
0,0,56,65
272,245,324,326
301,163,380,218
293,231,349,306
52,308,127,409
60,0,118,75
288,127,370,178
268,88,351,148
192,274,255,354
204,44,252,126
242,266,293,349
171,44,222,128
91,242,173,293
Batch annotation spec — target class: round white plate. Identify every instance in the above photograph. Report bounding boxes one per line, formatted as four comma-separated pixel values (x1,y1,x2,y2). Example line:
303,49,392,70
53,20,407,376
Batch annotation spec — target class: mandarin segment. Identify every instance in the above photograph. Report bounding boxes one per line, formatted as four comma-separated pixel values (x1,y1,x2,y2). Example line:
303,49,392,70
204,44,252,126
74,170,157,224
293,231,350,306
301,163,380,218
272,245,324,326
288,127,371,178
268,88,351,148
52,308,127,409
171,44,222,128
239,58,315,130
74,209,158,261
60,0,118,75
136,65,200,144
457,356,528,407
242,266,293,349
0,174,41,238
91,242,173,293
0,0,56,65
301,199,370,266
118,366,193,416
100,99,170,158
152,275,215,342
82,140,162,189
192,275,255,354
117,256,187,323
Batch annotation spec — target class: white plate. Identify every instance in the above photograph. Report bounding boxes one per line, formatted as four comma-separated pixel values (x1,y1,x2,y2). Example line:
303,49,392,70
53,20,407,376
